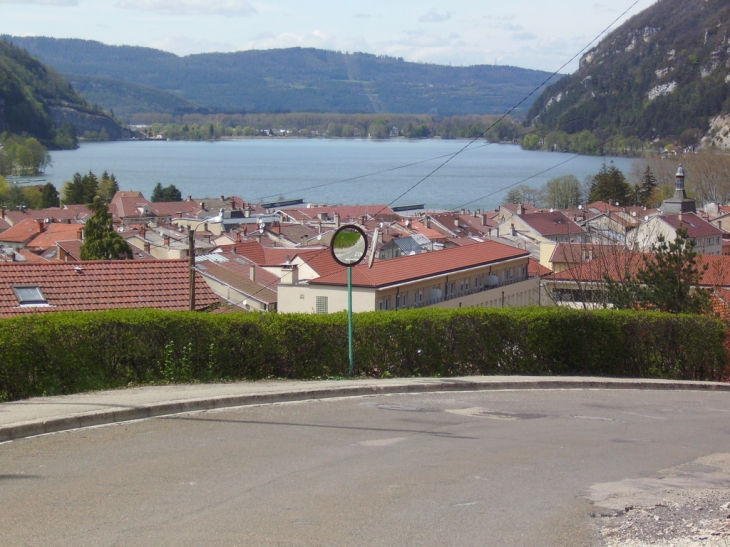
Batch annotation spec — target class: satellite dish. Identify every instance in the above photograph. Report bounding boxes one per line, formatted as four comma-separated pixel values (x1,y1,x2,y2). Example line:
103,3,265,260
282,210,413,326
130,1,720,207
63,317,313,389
316,234,322,241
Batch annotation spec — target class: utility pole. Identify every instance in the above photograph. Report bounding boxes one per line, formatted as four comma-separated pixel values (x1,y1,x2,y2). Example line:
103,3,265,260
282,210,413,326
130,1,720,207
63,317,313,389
188,228,195,311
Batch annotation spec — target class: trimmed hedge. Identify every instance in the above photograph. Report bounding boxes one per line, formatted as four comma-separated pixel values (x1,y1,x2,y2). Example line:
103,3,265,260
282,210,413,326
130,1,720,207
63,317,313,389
0,307,727,401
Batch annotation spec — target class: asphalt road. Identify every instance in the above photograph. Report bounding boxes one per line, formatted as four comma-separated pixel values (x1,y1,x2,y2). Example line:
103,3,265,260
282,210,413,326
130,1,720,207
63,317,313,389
2,388,730,547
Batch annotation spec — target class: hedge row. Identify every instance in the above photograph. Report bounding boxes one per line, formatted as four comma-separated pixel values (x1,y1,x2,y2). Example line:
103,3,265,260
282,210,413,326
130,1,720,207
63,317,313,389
0,307,727,401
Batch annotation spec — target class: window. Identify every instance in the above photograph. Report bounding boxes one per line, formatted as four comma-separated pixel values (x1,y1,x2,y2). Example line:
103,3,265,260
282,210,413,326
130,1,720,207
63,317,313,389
13,286,48,307
315,296,328,314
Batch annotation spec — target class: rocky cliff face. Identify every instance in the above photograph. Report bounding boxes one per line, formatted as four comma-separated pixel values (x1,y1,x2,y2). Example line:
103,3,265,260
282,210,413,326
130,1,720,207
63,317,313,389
527,0,730,142
48,106,123,140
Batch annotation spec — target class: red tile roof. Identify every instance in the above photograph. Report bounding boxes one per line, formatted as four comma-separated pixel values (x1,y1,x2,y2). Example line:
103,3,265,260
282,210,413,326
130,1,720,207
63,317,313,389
0,260,219,317
659,213,723,238
587,201,623,213
281,205,395,222
550,243,624,265
230,241,327,266
549,252,730,288
150,201,204,218
196,260,278,305
517,212,585,237
309,240,529,288
3,207,89,225
56,240,83,262
26,223,83,251
212,253,281,286
0,218,43,244
528,258,553,277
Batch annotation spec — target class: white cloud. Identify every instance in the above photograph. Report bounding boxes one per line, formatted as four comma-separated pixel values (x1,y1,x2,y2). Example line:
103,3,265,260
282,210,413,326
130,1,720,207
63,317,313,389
512,32,537,41
116,0,257,17
491,22,523,31
419,9,452,23
354,12,370,19
0,0,77,4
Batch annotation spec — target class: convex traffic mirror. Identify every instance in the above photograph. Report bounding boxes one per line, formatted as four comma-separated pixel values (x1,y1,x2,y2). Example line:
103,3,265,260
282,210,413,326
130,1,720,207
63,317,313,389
331,225,368,267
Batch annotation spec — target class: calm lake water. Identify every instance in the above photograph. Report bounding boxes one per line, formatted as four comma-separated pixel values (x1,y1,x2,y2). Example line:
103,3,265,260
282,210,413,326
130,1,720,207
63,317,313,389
41,139,635,211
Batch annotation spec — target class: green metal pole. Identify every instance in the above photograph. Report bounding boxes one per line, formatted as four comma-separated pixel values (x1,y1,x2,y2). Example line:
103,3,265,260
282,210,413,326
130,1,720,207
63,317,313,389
348,266,354,376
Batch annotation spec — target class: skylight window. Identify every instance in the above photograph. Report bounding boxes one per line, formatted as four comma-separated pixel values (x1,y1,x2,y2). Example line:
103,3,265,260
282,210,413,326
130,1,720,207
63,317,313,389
12,286,49,307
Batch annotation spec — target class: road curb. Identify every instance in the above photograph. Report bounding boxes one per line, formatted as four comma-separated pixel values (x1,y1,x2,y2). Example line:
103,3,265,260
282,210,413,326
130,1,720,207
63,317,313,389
2,378,729,442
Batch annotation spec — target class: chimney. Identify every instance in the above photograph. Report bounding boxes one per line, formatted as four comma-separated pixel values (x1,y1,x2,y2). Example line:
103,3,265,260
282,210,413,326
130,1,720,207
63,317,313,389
481,214,488,226
250,265,256,282
76,228,83,240
230,198,235,210
244,204,251,218
510,223,516,236
454,219,460,228
176,212,182,219
280,264,299,284
164,235,170,246
140,226,146,239
424,216,431,229
517,203,524,215
187,195,192,202
37,219,44,233
200,202,206,210
221,195,225,201
334,212,340,229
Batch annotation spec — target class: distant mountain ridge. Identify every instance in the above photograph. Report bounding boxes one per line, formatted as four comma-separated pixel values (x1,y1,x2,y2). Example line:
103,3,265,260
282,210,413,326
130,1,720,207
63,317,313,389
4,36,557,117
0,39,122,147
527,0,730,143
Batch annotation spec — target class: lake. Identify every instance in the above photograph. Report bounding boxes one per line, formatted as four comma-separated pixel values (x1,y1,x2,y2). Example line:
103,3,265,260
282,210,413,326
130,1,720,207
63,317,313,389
41,139,636,211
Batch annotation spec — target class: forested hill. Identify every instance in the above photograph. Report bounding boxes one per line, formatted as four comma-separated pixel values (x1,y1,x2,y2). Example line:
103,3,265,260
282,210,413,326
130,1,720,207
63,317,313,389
3,36,556,116
526,0,730,143
0,39,121,147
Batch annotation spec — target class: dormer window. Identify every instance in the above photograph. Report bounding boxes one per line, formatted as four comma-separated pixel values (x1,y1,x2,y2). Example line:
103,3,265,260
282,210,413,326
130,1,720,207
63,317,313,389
12,285,49,307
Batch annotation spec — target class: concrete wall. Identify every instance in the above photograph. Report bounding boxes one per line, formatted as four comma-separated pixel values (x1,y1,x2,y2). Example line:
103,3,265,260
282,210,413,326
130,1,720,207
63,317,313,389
278,284,376,313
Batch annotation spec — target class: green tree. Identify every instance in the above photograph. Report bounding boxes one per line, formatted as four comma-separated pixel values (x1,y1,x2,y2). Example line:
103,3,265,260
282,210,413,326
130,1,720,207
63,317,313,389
5,184,27,210
635,166,657,206
0,175,9,203
98,172,119,203
62,171,101,205
588,163,631,205
504,184,542,206
80,196,133,260
636,227,710,314
522,133,540,150
22,186,43,209
542,175,582,209
62,173,85,205
606,228,710,314
40,183,60,208
151,183,182,202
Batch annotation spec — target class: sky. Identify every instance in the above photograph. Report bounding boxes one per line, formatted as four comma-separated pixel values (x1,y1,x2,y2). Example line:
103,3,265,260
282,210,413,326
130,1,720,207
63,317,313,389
1,0,658,73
